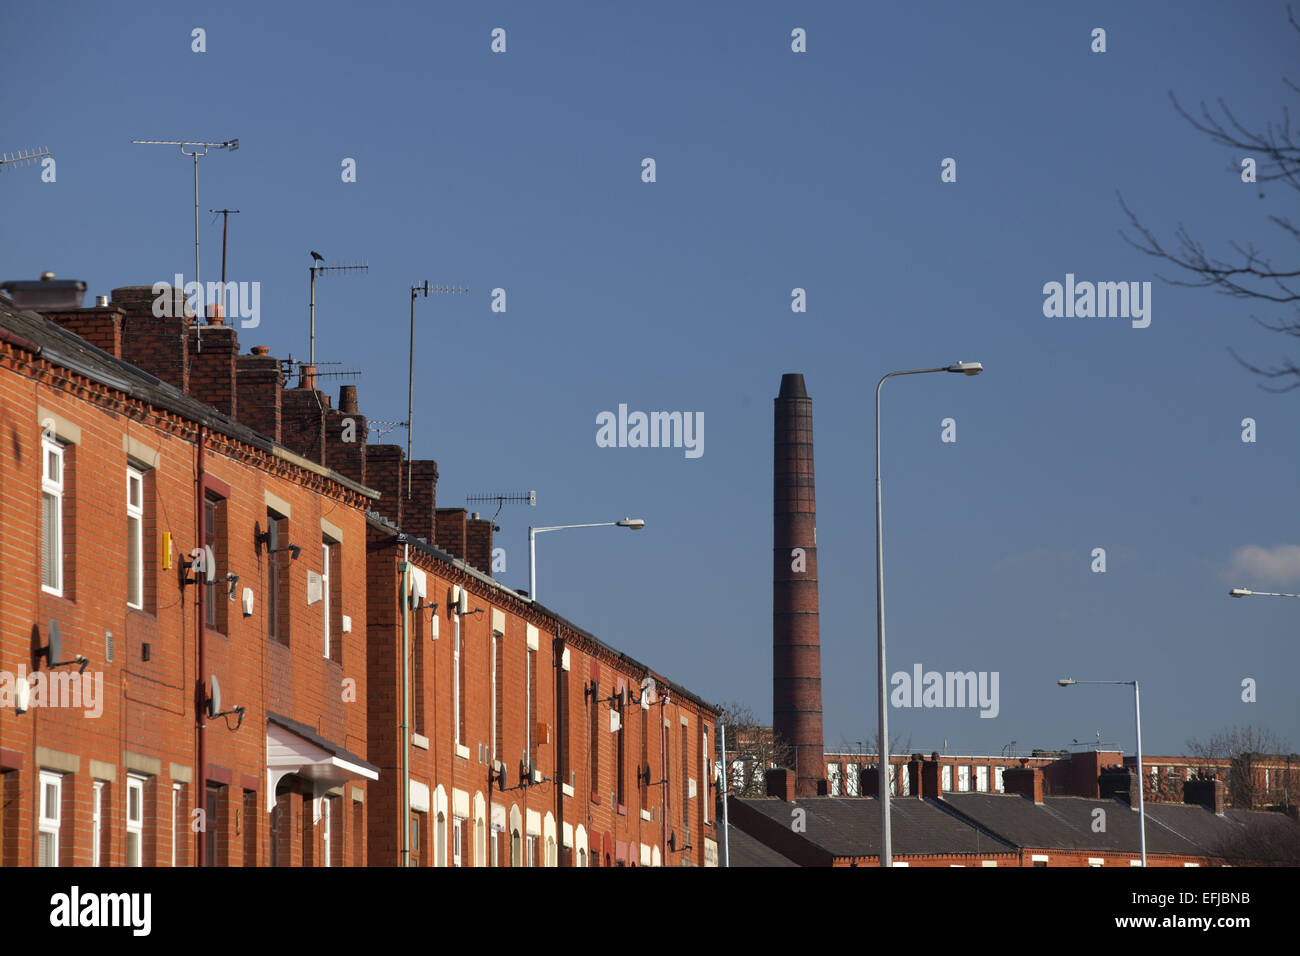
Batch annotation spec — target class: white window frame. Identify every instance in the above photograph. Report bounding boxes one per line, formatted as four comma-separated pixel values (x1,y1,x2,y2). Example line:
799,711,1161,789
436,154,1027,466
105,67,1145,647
901,763,911,796
454,615,462,748
127,774,145,866
321,539,332,659
701,729,710,823
976,765,989,792
93,780,105,866
127,466,144,608
846,762,860,796
39,771,61,866
526,834,536,868
453,816,464,867
828,762,842,796
995,766,1005,792
322,796,332,867
171,782,181,866
957,765,971,792
41,437,64,595
942,766,952,792
1088,857,1104,867
435,811,446,867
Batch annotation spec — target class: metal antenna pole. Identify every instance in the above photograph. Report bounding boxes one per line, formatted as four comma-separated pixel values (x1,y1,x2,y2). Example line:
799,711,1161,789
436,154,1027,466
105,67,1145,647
130,138,238,329
211,209,240,288
308,257,367,367
407,282,467,497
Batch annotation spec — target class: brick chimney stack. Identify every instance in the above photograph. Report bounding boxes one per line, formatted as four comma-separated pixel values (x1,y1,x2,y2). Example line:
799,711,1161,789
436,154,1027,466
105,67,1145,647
1004,759,1045,804
113,285,193,392
773,373,825,798
1183,776,1226,816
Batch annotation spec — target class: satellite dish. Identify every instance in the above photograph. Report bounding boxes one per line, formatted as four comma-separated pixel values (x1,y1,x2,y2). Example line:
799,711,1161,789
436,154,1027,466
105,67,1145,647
15,677,30,713
209,673,221,718
204,545,216,583
640,677,656,710
46,619,62,668
457,591,468,616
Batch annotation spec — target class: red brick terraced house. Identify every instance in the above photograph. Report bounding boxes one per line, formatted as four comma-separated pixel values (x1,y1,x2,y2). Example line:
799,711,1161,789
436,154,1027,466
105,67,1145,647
0,279,720,867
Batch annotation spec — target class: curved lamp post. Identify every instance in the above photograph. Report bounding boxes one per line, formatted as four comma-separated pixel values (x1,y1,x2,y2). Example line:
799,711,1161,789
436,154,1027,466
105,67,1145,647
876,361,982,867
1058,678,1146,866
528,518,644,601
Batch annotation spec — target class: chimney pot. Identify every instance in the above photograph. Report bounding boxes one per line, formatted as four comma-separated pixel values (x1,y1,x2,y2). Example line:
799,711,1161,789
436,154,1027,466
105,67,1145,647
251,346,270,356
207,303,225,326
339,384,359,414
96,295,109,308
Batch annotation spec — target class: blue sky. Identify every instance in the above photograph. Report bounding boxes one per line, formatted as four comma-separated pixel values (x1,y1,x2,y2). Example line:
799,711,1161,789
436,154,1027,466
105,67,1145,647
3,1,1297,760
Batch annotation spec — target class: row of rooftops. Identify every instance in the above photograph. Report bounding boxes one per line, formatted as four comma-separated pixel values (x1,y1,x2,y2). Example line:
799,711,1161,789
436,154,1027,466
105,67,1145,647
729,791,1300,865
0,283,720,718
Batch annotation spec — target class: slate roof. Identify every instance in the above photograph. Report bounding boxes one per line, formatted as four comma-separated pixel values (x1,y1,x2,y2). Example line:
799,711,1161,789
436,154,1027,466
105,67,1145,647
940,791,1300,861
723,823,799,867
733,796,1015,860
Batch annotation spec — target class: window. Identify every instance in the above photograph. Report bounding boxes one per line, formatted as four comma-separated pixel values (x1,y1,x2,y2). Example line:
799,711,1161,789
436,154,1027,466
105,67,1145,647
452,816,464,867
127,467,144,608
435,811,446,867
616,691,626,806
681,721,690,812
323,537,343,662
1032,854,1049,867
527,647,537,767
901,763,910,796
640,705,650,802
701,727,710,824
455,611,466,747
941,766,952,792
321,539,332,659
267,510,289,644
526,834,537,868
322,796,332,867
995,766,1005,793
493,630,504,760
245,792,258,867
511,828,521,867
204,784,221,866
93,781,105,866
41,437,64,594
957,765,971,792
889,764,897,796
589,680,600,793
204,493,228,633
127,775,145,866
828,762,842,796
409,812,421,867
846,763,860,796
413,611,426,736
976,765,989,792
171,783,182,866
558,664,570,787
39,771,61,866
1088,857,1104,867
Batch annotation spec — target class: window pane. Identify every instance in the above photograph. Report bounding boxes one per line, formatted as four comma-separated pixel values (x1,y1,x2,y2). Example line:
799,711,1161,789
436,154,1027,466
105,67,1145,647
42,492,59,588
39,832,55,867
128,514,142,607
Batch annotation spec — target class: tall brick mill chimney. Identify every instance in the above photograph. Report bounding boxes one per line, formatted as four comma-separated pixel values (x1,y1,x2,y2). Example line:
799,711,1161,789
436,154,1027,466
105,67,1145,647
773,373,825,797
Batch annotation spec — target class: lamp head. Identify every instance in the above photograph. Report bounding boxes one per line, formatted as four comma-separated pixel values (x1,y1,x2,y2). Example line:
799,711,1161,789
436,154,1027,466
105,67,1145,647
1228,588,1251,598
616,518,646,530
947,361,983,376
1057,679,1076,687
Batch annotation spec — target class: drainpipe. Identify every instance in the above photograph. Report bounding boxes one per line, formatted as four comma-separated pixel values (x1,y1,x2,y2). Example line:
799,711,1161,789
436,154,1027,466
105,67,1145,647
660,695,667,866
400,546,410,866
554,632,564,867
196,425,207,867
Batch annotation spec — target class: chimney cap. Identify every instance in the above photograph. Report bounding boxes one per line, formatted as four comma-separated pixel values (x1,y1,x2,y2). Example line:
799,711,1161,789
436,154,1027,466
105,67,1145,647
251,346,270,356
778,373,808,399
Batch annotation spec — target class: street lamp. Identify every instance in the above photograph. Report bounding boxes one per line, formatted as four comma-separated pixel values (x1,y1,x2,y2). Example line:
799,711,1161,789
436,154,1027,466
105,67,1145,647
528,518,645,601
875,361,983,867
1058,678,1146,866
1229,587,1300,599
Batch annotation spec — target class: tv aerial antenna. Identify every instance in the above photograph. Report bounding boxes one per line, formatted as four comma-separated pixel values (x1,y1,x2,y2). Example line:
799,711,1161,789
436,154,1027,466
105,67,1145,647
407,280,468,497
131,138,239,293
0,146,51,172
369,420,407,444
466,491,537,521
308,253,368,365
209,209,240,289
278,356,363,388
